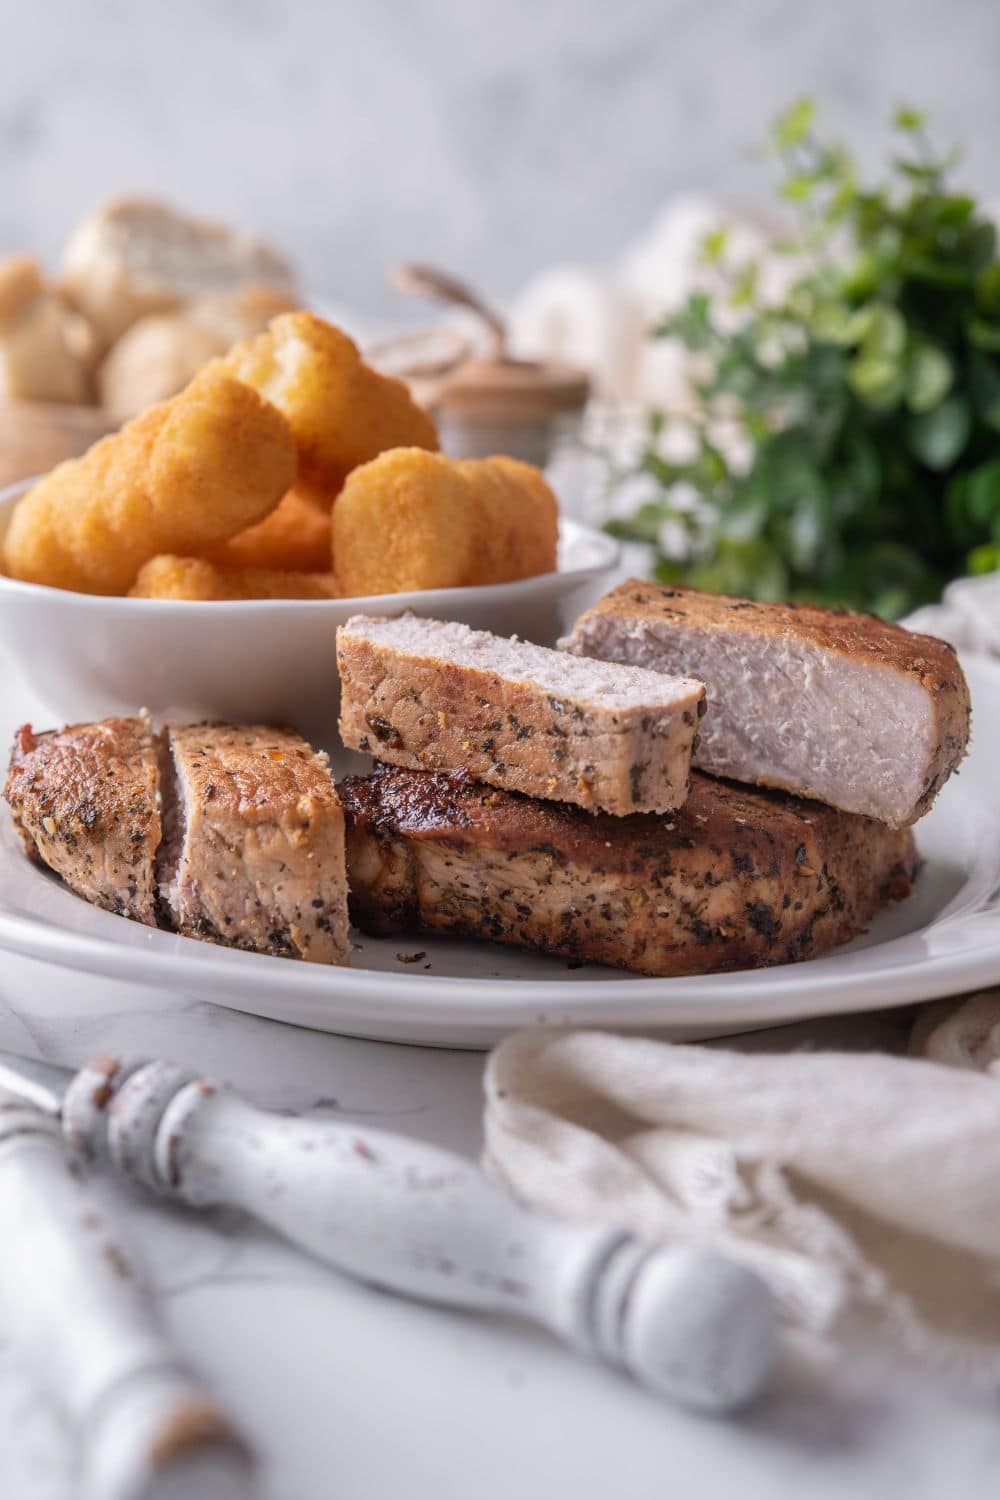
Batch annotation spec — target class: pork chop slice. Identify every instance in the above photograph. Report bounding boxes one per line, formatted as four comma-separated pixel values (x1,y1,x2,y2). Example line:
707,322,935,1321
158,722,349,964
337,613,705,815
338,764,918,977
560,580,971,827
4,714,160,923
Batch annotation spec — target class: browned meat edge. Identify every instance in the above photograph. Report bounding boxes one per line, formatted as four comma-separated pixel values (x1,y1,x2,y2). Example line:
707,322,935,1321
338,764,919,977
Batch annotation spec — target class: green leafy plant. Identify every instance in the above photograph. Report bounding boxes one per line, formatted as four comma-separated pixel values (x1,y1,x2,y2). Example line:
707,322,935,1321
609,101,1000,617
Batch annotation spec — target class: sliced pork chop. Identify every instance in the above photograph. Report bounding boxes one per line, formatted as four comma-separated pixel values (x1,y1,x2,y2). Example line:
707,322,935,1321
560,580,971,827
339,764,918,977
4,715,160,923
337,613,705,815
158,722,349,964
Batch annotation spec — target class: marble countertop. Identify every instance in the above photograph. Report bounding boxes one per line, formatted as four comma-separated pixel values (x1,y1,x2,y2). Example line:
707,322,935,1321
2,955,1000,1499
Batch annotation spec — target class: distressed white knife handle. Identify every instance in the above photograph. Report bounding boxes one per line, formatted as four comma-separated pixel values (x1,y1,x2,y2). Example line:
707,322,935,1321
0,1103,254,1500
64,1058,776,1413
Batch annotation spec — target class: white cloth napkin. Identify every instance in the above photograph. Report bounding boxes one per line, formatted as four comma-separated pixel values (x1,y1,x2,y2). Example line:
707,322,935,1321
483,995,1000,1387
905,574,1000,657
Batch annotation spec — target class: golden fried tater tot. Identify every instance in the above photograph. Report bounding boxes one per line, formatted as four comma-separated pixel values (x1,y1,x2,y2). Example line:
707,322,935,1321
331,448,558,596
480,456,560,581
332,450,474,595
3,372,297,595
205,489,331,572
220,312,438,505
129,555,339,601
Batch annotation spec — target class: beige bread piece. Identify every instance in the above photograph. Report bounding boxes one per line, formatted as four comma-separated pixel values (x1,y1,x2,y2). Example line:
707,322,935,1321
99,289,303,422
0,255,90,403
0,256,45,324
186,285,300,346
337,613,705,815
54,289,101,374
61,197,296,347
98,313,226,420
340,765,919,977
158,722,350,964
560,580,971,827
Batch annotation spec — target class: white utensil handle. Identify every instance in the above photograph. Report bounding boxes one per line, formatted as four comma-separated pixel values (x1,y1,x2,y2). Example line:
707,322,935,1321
64,1060,777,1413
0,1105,254,1500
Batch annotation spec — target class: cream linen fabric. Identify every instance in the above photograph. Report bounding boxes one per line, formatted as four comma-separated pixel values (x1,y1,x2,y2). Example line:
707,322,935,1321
483,994,1000,1386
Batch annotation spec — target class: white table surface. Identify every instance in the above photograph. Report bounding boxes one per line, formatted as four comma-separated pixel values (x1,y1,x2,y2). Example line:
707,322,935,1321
2,663,999,1499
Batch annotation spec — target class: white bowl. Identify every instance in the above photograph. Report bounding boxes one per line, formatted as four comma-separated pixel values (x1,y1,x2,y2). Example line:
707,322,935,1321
0,479,619,747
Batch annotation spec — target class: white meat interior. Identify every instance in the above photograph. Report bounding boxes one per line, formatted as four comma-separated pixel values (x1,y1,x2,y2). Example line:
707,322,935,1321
345,613,703,711
154,730,187,918
567,616,933,826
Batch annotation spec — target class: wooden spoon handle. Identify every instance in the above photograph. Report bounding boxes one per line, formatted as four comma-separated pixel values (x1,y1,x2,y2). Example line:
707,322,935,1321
0,1103,254,1500
64,1058,777,1414
391,262,507,357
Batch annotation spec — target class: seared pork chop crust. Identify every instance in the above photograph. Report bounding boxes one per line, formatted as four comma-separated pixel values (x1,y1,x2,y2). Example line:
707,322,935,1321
4,715,161,923
339,765,918,977
561,580,971,826
159,722,350,964
337,614,705,816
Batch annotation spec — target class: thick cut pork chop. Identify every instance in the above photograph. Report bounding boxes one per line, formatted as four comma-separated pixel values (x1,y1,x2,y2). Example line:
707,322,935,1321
560,580,971,828
337,614,705,815
158,723,349,964
339,765,918,977
4,715,160,923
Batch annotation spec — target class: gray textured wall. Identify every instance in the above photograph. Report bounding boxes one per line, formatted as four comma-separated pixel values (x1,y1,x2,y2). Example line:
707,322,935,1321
2,0,998,318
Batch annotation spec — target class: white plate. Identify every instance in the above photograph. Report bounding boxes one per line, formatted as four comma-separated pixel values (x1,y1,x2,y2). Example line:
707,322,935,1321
0,654,997,1048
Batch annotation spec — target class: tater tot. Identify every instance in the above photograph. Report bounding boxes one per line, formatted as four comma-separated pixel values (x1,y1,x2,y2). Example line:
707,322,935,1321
332,450,475,595
129,555,339,601
332,448,558,597
3,372,297,595
460,455,559,585
220,312,438,505
205,489,332,572
480,456,560,581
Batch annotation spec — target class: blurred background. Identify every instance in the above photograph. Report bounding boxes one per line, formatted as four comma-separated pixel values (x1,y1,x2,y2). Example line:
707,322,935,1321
2,0,999,319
